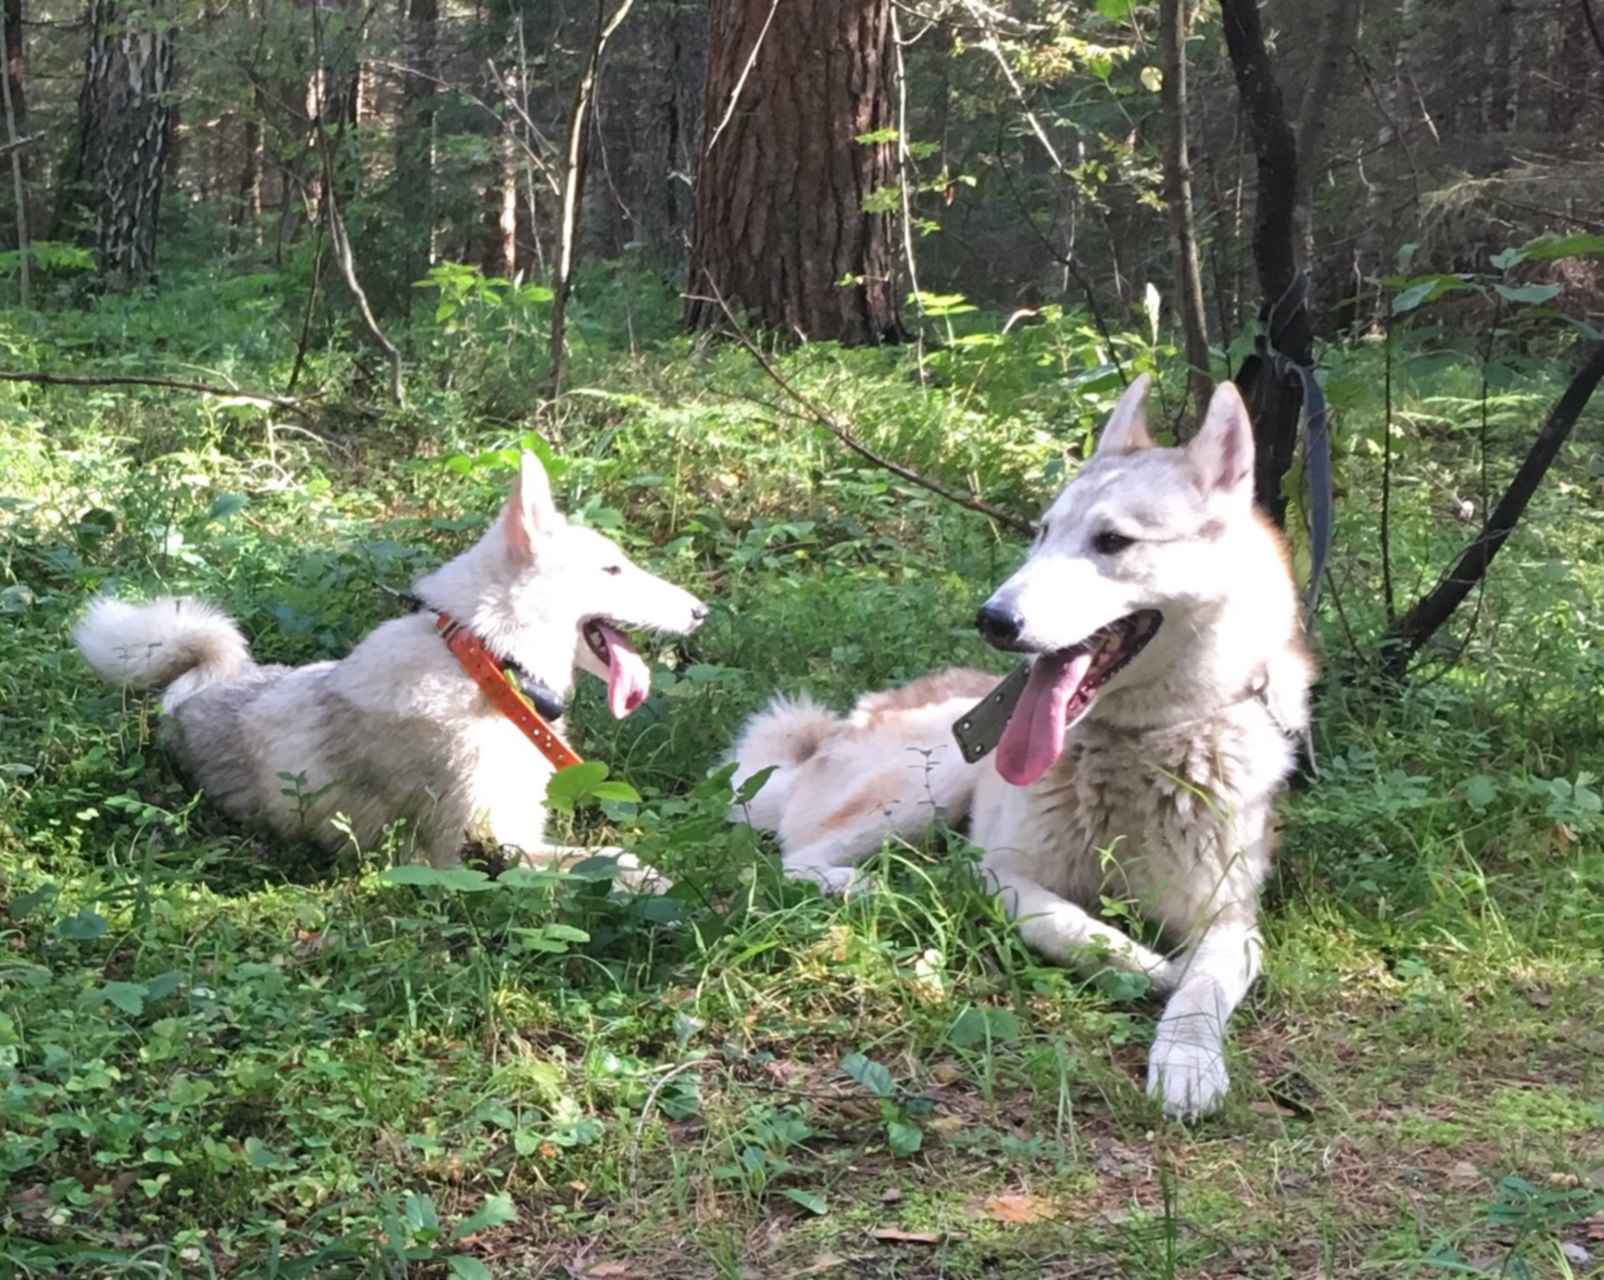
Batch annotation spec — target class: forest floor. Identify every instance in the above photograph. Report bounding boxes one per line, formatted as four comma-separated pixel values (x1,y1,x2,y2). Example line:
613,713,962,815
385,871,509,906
2,273,1602,1277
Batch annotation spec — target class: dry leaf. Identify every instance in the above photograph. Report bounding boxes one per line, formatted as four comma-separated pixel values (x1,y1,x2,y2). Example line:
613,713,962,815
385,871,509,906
871,1227,944,1244
880,1187,903,1203
584,1263,638,1279
796,1255,847,1277
925,1115,965,1137
981,1194,1055,1224
1249,1100,1295,1118
1447,1160,1481,1186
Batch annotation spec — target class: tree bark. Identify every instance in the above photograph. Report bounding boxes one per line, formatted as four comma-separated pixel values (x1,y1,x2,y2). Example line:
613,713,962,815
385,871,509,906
1219,0,1313,524
66,0,178,289
548,0,638,396
1,0,28,257
684,0,902,345
1293,0,1362,266
1158,0,1211,420
396,0,437,295
1383,342,1604,679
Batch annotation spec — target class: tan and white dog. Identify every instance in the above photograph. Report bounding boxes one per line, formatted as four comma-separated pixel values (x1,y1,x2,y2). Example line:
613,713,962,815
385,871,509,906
729,377,1315,1117
77,454,707,883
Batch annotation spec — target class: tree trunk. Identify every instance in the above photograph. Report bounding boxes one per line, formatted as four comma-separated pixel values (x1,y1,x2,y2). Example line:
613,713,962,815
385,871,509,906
1484,0,1515,132
1219,0,1313,524
685,0,902,345
1158,0,1212,420
230,95,262,251
65,0,178,290
397,0,437,294
1,0,28,252
1293,0,1362,267
479,117,516,278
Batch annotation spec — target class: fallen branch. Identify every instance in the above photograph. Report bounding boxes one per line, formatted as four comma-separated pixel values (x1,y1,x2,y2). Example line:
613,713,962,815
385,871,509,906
1381,340,1604,680
0,369,332,417
693,277,1033,537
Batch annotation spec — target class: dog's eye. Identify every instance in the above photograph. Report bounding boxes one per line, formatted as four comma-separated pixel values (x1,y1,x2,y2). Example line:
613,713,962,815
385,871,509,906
603,565,623,577
1093,530,1136,555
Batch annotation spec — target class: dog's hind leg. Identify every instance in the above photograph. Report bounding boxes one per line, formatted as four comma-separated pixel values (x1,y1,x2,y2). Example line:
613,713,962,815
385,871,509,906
985,862,1178,986
1145,916,1262,1120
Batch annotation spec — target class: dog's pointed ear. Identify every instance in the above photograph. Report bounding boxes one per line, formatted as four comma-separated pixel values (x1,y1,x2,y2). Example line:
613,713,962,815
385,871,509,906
1186,381,1256,500
1094,373,1155,457
501,451,560,562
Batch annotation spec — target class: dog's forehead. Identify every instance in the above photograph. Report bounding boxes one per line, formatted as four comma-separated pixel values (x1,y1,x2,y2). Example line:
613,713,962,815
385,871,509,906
1044,451,1203,531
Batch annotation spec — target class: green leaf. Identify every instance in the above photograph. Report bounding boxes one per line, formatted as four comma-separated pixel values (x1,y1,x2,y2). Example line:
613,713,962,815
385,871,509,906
887,1119,924,1156
855,127,900,145
734,765,777,806
1096,0,1135,17
1512,233,1604,263
98,982,147,1016
58,909,108,941
1462,774,1498,810
207,494,248,520
946,1005,1022,1047
591,780,641,804
450,1192,518,1241
380,865,496,892
403,1191,441,1237
447,1259,493,1280
1490,283,1560,305
841,1053,895,1098
783,1188,829,1215
546,760,611,812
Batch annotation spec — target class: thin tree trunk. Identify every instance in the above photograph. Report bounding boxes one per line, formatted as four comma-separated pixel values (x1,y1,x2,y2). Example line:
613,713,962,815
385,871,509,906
479,118,517,278
548,0,638,396
1293,0,1362,267
1158,0,1211,420
684,0,902,345
1219,0,1313,524
0,0,28,304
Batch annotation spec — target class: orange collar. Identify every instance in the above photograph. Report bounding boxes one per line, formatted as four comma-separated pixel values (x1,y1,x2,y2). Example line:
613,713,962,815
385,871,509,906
434,612,583,771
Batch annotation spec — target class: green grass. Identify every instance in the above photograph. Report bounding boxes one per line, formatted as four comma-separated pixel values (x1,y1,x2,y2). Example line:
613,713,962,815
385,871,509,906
2,272,1603,1278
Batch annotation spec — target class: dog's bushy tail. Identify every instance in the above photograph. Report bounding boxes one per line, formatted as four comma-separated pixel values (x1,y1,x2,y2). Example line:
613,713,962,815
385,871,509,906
75,596,253,714
727,693,841,832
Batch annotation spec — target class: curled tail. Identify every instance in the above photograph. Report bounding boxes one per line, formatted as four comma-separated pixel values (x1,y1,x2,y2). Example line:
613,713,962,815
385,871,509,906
75,595,253,714
727,693,842,832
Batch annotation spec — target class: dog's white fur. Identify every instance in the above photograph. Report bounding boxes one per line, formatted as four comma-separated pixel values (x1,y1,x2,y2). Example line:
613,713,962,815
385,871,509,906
729,378,1315,1118
77,454,706,883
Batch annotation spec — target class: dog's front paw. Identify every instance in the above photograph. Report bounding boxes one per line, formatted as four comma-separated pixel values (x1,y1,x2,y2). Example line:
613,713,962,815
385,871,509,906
1146,1028,1230,1121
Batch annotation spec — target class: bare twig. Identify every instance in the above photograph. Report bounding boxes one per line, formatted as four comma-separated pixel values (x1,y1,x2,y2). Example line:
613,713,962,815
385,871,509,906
694,276,1032,536
0,370,334,417
703,0,780,156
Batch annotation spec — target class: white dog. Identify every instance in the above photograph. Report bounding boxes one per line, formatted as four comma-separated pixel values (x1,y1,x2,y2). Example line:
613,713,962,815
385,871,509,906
729,377,1315,1117
77,453,706,883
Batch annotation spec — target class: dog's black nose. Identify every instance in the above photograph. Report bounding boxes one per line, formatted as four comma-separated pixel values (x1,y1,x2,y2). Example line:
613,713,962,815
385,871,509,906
975,602,1023,646
690,602,709,624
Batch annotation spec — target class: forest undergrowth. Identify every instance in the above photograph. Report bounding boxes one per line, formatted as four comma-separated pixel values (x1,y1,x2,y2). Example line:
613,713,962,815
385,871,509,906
1,262,1602,1278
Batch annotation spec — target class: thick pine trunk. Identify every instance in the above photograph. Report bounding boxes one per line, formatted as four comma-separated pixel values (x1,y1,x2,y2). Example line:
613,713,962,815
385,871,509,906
69,0,178,289
685,0,901,345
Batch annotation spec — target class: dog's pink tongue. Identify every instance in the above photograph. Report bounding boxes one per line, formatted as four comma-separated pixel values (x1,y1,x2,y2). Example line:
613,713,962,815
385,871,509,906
597,622,650,718
995,651,1092,787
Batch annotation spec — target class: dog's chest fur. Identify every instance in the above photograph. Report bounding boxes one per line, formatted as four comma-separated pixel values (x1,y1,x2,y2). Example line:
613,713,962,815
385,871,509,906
971,699,1296,935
